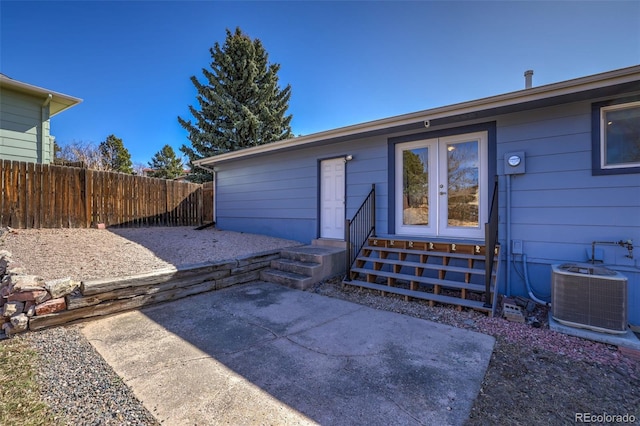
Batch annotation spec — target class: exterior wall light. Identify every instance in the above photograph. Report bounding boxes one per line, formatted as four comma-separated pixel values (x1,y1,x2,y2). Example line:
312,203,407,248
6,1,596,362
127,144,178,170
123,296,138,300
345,155,353,161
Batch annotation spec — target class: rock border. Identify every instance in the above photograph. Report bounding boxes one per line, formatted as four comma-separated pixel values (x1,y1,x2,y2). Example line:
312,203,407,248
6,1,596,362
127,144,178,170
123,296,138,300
1,249,281,336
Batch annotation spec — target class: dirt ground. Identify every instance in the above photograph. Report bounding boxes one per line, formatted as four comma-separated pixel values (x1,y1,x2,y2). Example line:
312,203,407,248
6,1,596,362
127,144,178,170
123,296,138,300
2,227,639,424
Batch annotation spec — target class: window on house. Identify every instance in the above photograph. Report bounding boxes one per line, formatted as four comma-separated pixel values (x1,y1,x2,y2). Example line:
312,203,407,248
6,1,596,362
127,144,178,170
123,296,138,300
593,99,640,175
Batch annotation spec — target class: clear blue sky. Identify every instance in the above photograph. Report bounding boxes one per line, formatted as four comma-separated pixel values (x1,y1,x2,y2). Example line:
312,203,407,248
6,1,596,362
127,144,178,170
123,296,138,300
1,1,639,166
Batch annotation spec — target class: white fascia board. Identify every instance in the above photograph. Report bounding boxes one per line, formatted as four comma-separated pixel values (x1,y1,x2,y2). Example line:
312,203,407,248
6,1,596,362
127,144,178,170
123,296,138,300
0,74,83,116
194,64,640,167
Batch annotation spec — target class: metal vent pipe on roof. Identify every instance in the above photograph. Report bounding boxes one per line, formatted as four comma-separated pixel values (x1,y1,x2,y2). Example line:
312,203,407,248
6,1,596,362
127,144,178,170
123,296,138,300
524,70,534,89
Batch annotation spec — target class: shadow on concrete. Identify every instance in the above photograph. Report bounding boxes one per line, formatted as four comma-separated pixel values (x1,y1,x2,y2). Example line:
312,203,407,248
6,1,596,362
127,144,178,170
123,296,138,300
80,281,495,425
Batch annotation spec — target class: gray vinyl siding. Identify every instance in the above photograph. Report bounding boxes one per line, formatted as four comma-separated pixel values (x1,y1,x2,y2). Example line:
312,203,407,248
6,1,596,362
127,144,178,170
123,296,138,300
496,100,639,324
0,88,52,163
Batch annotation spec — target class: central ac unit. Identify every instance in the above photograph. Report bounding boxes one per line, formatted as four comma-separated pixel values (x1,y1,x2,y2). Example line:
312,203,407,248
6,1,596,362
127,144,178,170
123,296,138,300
551,263,627,334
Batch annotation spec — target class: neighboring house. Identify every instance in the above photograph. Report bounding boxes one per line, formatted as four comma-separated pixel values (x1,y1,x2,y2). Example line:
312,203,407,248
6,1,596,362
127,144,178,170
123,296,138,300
0,74,81,164
194,65,640,326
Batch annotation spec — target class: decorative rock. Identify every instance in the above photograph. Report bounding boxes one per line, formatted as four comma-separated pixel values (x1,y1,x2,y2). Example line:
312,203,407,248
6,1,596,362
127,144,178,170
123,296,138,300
26,304,36,317
2,322,15,335
6,266,26,276
3,301,25,317
0,286,9,298
0,257,9,276
9,275,46,292
35,290,51,304
45,277,78,299
35,298,66,316
10,313,28,331
7,289,49,303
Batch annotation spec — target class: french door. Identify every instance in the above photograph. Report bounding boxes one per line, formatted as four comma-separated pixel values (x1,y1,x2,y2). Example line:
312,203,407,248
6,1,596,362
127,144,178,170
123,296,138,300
395,131,488,239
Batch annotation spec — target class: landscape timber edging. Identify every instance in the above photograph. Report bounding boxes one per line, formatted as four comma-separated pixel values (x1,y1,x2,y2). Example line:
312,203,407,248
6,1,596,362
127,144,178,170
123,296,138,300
28,249,283,331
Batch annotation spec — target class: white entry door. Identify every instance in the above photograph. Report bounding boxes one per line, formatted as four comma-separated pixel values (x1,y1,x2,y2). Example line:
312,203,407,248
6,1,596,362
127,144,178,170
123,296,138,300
395,131,488,239
320,158,345,239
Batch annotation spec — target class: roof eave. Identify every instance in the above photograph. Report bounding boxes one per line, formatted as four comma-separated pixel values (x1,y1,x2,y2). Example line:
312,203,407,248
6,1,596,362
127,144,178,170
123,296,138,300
194,64,640,167
0,75,83,116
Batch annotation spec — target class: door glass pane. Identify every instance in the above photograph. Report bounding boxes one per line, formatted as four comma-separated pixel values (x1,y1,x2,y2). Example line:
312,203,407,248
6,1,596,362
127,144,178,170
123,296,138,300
402,148,429,225
447,141,479,228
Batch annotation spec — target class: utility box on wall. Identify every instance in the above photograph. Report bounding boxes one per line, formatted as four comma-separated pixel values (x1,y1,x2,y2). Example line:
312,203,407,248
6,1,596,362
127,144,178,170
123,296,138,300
504,152,526,175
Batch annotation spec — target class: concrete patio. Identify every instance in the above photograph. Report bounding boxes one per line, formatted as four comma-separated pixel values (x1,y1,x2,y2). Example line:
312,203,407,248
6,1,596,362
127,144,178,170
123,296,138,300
80,281,495,425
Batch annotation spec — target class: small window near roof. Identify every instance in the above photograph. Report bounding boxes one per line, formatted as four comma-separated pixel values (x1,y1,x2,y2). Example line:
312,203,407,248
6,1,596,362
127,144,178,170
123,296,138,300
593,99,640,175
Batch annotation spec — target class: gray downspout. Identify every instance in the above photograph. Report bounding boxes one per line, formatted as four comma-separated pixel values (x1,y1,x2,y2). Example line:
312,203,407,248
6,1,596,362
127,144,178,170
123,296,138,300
506,174,512,297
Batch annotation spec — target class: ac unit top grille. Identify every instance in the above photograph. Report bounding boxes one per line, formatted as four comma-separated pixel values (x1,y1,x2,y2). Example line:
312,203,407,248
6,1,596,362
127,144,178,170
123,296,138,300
555,263,626,280
556,263,619,277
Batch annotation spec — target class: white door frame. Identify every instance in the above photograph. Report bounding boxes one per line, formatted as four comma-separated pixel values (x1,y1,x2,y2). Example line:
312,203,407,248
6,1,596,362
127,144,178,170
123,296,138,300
320,157,346,239
395,131,488,239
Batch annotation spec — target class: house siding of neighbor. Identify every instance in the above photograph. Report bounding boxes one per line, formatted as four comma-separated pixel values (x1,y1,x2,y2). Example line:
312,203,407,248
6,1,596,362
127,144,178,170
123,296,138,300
197,66,640,326
0,75,81,164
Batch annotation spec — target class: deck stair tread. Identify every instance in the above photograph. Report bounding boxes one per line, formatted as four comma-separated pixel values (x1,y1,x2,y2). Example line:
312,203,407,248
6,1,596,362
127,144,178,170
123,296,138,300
345,279,492,313
355,256,494,277
345,237,501,315
361,245,486,261
349,267,493,293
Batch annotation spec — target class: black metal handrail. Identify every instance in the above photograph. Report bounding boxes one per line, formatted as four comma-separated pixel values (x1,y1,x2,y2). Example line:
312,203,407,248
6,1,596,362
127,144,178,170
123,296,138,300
345,183,376,281
484,176,499,308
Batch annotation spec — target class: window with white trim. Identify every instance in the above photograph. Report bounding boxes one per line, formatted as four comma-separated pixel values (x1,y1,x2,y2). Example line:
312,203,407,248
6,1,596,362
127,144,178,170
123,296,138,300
592,99,640,175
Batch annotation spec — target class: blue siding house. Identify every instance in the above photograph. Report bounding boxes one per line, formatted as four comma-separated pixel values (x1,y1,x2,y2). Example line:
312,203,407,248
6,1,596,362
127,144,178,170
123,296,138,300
195,66,640,327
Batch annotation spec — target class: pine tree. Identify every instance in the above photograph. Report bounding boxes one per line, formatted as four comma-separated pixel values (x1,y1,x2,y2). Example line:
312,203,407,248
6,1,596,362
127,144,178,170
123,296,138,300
99,134,133,174
147,145,184,179
178,27,293,182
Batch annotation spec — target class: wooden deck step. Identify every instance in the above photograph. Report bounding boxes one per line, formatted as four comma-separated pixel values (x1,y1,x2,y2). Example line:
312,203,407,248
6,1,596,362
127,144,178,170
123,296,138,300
355,256,494,277
346,237,500,316
362,245,487,261
343,279,492,313
349,267,492,293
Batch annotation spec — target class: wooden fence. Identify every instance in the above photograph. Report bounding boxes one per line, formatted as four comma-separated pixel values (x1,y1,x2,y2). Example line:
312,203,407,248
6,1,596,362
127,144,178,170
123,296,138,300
0,160,208,228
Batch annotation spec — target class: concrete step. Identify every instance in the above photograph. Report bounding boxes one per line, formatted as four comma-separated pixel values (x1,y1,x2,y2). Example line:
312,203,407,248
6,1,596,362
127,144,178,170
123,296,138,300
312,238,347,249
260,245,347,290
271,258,322,276
260,269,315,290
280,245,345,264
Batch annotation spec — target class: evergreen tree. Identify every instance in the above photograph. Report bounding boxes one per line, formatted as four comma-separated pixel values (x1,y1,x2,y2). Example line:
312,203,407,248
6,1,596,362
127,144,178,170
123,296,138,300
147,145,185,179
99,134,133,173
178,27,293,182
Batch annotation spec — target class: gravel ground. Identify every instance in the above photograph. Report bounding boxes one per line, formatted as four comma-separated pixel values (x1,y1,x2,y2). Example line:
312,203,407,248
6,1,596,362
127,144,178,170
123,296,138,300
0,226,302,281
1,227,639,425
23,326,160,426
